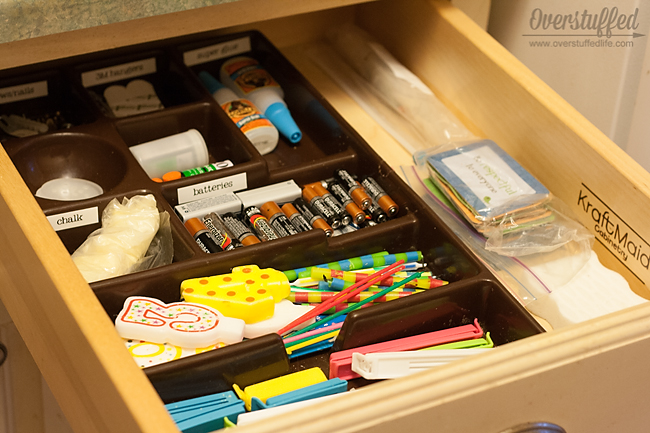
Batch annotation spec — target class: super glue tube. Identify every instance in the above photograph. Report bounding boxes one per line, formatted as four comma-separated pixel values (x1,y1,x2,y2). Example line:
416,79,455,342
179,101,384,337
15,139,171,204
199,71,279,155
220,56,302,143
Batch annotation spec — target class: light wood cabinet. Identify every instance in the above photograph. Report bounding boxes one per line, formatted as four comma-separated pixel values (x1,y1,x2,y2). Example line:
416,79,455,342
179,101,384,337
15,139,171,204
2,1,650,432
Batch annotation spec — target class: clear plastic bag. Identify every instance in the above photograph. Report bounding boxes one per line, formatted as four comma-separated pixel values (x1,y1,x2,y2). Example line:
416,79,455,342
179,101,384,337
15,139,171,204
71,194,173,283
307,22,475,154
415,140,594,257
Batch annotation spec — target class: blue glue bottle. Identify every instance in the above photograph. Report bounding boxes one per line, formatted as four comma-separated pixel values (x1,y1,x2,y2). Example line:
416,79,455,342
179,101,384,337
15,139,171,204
220,56,302,144
199,71,279,155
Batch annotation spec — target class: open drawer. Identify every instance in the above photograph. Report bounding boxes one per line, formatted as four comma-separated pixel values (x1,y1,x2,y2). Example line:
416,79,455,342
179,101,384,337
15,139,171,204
2,1,650,432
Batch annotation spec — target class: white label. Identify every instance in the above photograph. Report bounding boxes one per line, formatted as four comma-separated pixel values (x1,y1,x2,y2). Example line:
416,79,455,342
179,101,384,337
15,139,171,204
177,172,247,204
46,207,99,231
442,146,535,210
183,37,251,66
81,58,157,87
0,80,48,104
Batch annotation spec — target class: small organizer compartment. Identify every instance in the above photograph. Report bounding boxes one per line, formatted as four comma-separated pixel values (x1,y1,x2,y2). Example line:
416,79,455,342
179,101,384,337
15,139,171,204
113,102,267,203
0,69,97,142
177,31,360,181
75,50,205,119
0,27,545,406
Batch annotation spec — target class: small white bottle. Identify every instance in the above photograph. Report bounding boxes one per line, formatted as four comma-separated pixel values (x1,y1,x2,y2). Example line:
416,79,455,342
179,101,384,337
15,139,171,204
199,71,279,155
220,56,302,144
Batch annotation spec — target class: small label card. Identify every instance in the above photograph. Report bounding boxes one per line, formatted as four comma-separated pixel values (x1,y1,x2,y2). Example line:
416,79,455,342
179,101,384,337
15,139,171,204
46,207,99,231
177,172,247,204
0,80,48,104
183,36,251,66
81,58,157,87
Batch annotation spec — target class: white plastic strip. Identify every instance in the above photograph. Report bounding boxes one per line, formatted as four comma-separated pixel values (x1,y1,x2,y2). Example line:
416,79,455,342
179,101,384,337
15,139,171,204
351,348,491,380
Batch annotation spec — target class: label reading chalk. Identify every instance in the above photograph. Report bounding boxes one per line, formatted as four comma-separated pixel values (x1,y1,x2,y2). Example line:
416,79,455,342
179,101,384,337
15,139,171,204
0,80,48,104
183,37,251,66
177,172,247,204
46,207,99,231
82,58,157,87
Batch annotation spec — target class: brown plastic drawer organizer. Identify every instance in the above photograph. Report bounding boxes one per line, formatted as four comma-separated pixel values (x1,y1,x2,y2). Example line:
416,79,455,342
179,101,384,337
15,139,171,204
0,30,543,406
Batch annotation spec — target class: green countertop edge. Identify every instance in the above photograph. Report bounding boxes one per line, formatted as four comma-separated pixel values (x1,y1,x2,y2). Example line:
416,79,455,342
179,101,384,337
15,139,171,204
0,0,242,44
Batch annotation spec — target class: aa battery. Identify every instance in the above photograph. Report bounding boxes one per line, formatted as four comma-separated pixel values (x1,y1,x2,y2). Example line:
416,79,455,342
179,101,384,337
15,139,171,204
333,169,371,210
366,197,388,224
202,212,239,250
309,182,351,226
327,180,366,225
243,206,280,242
221,212,261,246
184,218,223,253
302,186,341,229
293,198,333,236
281,202,313,232
260,201,299,237
361,176,399,217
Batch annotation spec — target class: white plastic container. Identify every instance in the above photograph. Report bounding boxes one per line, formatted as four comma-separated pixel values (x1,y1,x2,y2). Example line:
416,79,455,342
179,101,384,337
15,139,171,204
199,71,279,155
220,56,302,143
128,129,209,179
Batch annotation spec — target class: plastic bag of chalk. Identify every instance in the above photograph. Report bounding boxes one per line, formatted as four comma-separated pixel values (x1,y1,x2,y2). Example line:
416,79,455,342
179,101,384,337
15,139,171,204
71,194,173,283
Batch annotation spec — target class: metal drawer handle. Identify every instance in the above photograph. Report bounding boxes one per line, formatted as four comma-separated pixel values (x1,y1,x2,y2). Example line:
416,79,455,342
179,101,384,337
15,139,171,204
499,422,567,433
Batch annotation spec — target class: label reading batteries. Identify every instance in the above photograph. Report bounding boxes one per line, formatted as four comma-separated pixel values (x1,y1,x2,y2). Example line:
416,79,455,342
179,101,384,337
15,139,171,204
177,172,247,204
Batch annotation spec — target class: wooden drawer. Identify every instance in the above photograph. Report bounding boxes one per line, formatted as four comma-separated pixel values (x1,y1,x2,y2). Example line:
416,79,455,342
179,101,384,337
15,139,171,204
2,1,650,432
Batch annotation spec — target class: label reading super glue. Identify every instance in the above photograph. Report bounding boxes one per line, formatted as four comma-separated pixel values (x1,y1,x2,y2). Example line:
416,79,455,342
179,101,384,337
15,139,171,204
183,37,252,66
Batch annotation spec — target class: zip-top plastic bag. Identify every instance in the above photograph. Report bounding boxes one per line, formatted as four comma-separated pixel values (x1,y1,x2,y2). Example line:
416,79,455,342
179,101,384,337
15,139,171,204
415,140,593,257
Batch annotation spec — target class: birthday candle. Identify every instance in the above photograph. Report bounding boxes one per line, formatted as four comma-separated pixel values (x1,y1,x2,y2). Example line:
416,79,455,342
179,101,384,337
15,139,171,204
281,251,389,281
290,291,415,304
311,268,446,289
318,278,420,292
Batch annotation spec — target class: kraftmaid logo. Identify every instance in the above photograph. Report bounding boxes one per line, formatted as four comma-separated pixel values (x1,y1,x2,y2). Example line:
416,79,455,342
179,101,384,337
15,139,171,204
578,184,649,283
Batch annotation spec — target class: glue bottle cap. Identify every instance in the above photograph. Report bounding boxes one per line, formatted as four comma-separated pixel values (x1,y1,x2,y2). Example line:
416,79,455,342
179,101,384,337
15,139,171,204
265,102,302,143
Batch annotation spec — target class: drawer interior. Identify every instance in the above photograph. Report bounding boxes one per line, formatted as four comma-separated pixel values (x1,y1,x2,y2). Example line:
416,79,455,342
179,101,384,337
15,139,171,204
0,25,544,407
10,1,645,432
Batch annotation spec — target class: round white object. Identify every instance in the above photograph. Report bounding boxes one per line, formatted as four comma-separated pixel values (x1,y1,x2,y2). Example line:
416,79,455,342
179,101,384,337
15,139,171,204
35,178,103,201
